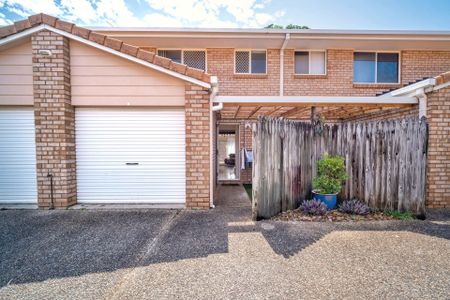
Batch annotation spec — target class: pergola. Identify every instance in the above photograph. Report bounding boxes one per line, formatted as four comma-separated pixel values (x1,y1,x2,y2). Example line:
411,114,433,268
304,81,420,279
214,95,419,121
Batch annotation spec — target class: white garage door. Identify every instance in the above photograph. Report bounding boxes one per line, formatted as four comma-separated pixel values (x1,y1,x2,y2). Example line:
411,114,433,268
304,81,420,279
75,108,186,204
0,108,37,204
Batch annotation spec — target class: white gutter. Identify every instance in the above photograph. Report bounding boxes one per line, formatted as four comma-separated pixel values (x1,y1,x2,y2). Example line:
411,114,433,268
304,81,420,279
214,95,417,105
279,33,290,96
378,78,439,118
379,78,436,97
90,27,450,36
209,76,219,208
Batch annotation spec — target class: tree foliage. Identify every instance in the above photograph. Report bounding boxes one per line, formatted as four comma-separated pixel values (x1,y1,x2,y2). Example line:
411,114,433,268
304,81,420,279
265,24,310,29
313,153,348,194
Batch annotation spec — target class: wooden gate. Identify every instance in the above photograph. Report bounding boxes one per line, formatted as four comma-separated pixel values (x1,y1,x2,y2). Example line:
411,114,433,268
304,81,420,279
252,117,428,220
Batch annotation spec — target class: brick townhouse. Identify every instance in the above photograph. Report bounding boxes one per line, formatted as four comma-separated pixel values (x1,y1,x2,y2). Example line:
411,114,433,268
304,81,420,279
0,14,448,209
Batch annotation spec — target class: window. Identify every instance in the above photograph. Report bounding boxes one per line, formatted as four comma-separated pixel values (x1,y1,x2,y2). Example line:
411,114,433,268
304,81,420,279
235,50,267,74
354,52,399,83
295,51,326,75
157,49,206,71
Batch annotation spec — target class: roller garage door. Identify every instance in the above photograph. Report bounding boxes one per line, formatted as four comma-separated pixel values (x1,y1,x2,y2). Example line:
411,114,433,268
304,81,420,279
75,108,186,204
0,108,37,204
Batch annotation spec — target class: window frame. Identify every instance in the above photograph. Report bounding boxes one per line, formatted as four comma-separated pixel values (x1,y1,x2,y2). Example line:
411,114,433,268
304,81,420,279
234,49,268,75
294,50,327,75
156,48,208,71
353,50,401,84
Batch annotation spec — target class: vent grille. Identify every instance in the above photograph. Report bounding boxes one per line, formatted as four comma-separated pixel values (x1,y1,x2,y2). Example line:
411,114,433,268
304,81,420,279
183,50,206,71
235,51,250,73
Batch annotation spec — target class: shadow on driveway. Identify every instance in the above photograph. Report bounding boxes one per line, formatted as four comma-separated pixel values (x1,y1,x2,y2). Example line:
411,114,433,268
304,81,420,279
0,185,449,287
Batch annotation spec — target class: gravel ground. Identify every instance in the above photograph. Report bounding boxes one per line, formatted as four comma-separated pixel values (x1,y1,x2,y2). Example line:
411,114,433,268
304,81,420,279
0,186,449,300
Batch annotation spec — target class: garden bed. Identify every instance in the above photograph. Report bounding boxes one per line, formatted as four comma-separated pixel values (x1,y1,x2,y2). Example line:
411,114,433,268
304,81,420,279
271,208,414,222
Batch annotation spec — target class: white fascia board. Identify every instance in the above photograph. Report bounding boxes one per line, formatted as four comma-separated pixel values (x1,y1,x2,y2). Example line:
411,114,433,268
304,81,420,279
380,78,436,98
0,24,46,46
214,96,418,105
433,80,450,91
0,25,211,89
89,27,450,36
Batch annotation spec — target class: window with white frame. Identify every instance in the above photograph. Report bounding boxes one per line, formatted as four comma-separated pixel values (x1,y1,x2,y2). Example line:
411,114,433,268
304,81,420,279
157,49,206,71
294,51,326,75
354,52,399,83
235,50,267,74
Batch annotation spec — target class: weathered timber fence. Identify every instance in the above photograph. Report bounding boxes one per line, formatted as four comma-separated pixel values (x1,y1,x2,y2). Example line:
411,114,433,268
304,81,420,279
252,116,428,219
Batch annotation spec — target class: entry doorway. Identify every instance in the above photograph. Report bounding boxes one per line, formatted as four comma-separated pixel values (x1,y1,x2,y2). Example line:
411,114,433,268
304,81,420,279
217,124,240,181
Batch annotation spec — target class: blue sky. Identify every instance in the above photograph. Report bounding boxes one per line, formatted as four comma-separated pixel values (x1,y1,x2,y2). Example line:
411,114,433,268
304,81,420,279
0,0,449,29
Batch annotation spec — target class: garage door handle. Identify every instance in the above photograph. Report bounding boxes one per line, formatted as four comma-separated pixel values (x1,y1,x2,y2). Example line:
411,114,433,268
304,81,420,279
126,162,139,166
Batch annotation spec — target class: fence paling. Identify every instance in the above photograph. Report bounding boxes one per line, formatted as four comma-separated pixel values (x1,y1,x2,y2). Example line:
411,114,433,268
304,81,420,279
252,117,427,220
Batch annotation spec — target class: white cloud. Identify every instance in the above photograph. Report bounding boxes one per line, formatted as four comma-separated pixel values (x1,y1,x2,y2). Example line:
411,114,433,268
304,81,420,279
143,13,183,27
59,0,98,24
3,0,62,16
0,0,284,28
95,0,145,26
0,12,13,25
144,0,284,27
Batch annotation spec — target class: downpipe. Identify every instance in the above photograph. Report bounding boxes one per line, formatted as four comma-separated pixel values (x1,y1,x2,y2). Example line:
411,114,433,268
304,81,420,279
47,173,54,210
209,76,219,208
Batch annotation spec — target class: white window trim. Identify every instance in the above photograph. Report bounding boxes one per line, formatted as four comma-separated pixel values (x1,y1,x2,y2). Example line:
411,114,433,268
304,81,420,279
353,50,401,84
157,48,208,72
234,49,268,75
294,50,327,75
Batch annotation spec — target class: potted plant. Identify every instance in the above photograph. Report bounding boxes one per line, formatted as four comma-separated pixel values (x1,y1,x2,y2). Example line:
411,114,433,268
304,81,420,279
312,153,348,209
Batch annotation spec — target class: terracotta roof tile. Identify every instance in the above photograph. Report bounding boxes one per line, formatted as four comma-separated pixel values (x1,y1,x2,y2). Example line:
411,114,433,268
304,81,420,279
71,25,90,39
41,14,57,27
136,49,155,63
170,62,188,75
0,25,17,38
153,55,172,69
0,13,211,85
120,43,139,57
28,14,42,26
104,37,123,51
55,19,74,33
186,67,206,81
435,71,450,85
14,19,31,32
88,31,106,44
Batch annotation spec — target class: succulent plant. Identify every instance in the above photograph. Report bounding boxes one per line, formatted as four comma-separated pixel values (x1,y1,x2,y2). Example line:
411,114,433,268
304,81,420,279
339,199,370,215
299,199,328,215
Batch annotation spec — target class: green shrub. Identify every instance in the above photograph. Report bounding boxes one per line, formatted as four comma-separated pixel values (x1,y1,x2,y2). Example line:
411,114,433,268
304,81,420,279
384,210,415,220
313,153,348,194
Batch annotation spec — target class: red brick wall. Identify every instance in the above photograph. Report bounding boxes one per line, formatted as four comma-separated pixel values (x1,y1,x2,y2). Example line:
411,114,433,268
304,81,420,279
426,86,450,208
32,30,77,208
207,49,280,96
185,83,211,208
402,51,450,85
343,107,419,122
205,48,450,97
284,49,450,97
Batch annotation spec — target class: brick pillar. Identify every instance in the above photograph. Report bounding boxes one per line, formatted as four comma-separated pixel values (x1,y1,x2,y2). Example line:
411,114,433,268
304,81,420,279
185,83,211,209
426,86,450,208
32,30,76,208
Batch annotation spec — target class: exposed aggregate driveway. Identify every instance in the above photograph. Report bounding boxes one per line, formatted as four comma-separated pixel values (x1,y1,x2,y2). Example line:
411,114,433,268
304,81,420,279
0,186,449,300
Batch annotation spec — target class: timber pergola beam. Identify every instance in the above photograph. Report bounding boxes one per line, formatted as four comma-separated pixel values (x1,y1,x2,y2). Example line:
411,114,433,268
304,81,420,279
281,106,310,118
215,95,418,107
233,106,241,119
247,106,262,118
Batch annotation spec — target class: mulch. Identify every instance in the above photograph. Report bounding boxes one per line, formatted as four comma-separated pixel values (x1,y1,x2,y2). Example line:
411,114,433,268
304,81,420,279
271,208,397,222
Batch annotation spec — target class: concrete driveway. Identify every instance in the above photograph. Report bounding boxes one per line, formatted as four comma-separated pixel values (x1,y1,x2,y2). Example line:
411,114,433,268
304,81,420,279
0,186,449,300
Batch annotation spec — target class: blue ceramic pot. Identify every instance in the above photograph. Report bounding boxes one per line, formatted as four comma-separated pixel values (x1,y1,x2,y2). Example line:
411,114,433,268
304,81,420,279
312,191,337,209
